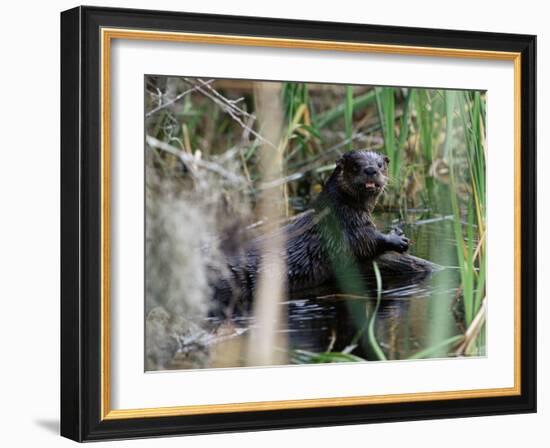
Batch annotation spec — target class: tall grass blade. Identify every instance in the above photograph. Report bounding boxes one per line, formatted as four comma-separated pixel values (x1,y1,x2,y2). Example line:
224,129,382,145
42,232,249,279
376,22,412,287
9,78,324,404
368,262,387,361
344,86,354,151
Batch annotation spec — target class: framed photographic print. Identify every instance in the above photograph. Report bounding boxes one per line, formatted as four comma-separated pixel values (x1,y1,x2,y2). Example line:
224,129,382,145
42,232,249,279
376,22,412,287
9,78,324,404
60,6,536,442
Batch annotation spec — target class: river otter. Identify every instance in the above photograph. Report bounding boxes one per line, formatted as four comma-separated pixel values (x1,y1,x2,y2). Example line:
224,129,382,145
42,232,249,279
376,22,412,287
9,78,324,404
213,150,410,315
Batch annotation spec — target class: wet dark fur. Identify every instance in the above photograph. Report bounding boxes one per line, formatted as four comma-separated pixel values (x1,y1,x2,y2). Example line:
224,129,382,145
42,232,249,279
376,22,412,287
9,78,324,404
213,150,409,316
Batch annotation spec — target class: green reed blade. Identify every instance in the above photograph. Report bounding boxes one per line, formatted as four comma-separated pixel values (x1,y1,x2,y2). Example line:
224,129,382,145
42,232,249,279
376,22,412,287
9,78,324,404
408,334,464,360
345,86,354,151
368,262,387,361
315,90,377,129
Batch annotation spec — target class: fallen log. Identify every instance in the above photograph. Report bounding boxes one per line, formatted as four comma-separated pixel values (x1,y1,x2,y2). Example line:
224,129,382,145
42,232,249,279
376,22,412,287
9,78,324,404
370,251,440,278
288,252,440,300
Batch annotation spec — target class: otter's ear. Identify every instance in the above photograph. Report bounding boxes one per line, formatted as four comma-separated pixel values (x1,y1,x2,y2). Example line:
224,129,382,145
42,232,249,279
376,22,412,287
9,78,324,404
384,155,390,165
337,152,353,166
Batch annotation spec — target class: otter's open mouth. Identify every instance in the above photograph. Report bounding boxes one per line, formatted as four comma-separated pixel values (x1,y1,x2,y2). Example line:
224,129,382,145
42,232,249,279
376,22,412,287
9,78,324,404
365,181,379,191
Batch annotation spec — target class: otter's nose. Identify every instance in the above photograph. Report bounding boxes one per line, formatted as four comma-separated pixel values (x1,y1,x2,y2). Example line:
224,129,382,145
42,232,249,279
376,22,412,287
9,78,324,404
364,166,378,176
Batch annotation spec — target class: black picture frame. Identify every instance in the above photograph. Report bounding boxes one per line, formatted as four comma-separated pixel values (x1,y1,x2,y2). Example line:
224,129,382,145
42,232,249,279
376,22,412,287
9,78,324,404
61,5,536,442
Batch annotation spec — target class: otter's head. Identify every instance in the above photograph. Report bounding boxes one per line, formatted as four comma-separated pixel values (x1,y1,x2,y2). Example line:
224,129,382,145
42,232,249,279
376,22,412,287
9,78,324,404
334,150,389,205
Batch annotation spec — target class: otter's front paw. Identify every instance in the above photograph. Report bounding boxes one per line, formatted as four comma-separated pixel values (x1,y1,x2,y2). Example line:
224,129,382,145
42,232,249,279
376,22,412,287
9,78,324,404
390,226,405,236
386,231,410,253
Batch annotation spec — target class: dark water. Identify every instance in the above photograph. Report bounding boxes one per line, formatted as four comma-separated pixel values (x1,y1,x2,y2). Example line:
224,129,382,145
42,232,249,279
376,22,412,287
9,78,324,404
170,212,470,369
283,213,465,362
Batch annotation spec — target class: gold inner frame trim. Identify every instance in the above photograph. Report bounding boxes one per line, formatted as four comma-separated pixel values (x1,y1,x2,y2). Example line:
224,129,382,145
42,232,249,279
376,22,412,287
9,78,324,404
100,27,522,420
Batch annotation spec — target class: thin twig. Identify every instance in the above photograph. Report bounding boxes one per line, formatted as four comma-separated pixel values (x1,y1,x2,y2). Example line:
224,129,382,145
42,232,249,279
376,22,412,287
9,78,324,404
196,78,254,118
183,78,276,148
455,297,487,356
145,80,215,118
146,135,246,185
259,172,304,190
292,131,372,173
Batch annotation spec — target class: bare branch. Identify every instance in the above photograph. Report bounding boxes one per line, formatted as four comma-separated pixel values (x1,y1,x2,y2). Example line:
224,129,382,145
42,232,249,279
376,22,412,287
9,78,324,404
145,80,216,118
183,77,276,148
146,135,246,185
195,78,254,118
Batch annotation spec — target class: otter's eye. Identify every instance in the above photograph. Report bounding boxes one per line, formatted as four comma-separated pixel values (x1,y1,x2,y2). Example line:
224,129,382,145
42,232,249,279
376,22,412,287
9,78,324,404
378,161,383,168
